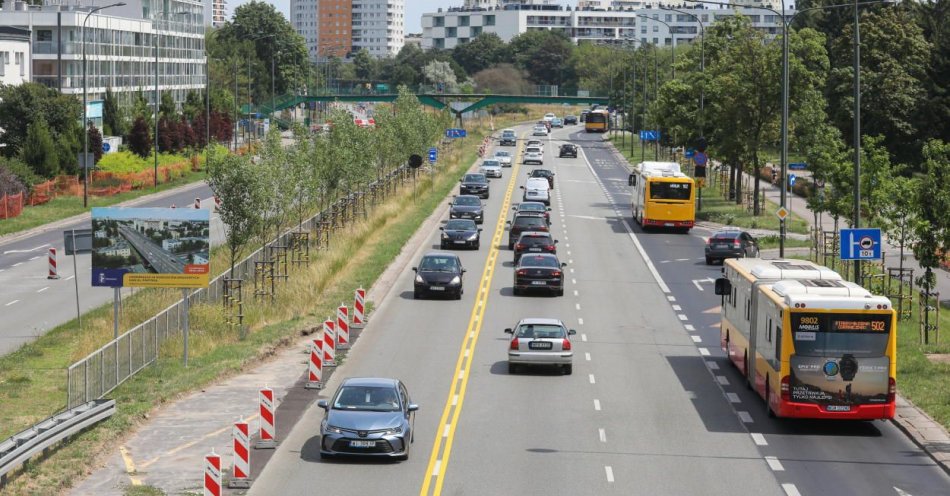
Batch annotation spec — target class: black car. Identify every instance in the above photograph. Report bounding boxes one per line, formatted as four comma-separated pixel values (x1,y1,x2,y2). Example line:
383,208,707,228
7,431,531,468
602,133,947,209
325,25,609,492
413,252,465,299
513,231,557,263
564,115,578,125
511,201,551,225
500,130,517,146
705,229,760,265
559,143,578,158
528,169,555,189
449,195,484,224
459,173,490,199
440,219,482,250
513,253,567,296
507,214,549,249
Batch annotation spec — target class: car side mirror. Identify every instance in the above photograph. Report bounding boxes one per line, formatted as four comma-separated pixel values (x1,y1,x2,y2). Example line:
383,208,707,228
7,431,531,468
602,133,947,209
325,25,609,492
407,403,419,412
714,277,731,296
478,228,483,233
561,262,567,267
554,239,559,244
504,328,513,334
412,267,418,272
439,227,444,231
546,207,551,211
628,174,637,186
520,186,525,190
568,329,577,335
317,399,329,409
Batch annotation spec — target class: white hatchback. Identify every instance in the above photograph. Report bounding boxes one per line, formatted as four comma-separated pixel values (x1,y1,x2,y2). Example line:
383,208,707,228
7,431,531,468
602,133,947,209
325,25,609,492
524,147,543,165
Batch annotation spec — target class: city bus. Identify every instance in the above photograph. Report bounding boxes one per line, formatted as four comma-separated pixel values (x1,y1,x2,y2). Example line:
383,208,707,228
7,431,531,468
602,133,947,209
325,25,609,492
714,258,897,419
584,109,609,132
627,161,695,230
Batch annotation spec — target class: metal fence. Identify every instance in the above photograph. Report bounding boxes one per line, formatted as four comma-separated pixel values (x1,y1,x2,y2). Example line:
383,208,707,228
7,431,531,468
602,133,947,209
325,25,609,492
66,164,418,409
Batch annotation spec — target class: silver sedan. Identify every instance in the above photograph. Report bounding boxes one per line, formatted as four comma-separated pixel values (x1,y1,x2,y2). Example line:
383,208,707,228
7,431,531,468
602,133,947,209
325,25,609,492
505,318,575,375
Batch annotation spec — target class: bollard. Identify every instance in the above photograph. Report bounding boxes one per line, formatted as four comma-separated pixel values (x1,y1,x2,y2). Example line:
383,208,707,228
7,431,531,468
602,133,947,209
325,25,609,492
256,388,277,449
204,449,222,496
229,420,252,488
337,303,350,350
47,247,60,279
323,318,337,367
353,287,366,328
305,339,324,389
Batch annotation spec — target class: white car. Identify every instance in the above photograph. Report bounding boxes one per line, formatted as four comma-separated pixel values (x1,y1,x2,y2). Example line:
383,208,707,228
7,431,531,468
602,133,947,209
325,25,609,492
543,113,556,123
526,140,543,150
521,177,551,205
505,318,575,374
479,159,503,178
532,125,549,136
493,150,513,167
524,147,544,165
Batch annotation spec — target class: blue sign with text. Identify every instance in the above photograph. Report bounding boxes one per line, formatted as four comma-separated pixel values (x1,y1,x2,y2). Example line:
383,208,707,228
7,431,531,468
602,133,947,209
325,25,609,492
445,128,467,139
685,148,695,158
428,147,438,162
840,228,882,261
788,162,808,170
639,130,659,141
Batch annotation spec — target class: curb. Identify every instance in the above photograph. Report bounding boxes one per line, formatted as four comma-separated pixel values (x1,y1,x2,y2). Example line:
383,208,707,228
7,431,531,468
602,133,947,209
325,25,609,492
891,395,950,476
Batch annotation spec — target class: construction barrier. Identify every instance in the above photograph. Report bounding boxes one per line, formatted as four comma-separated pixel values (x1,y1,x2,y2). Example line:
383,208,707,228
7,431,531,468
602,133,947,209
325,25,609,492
229,420,252,488
256,388,277,449
195,197,202,209
305,339,323,389
353,287,366,328
323,319,337,367
0,192,23,220
337,304,350,350
48,247,60,279
204,449,222,496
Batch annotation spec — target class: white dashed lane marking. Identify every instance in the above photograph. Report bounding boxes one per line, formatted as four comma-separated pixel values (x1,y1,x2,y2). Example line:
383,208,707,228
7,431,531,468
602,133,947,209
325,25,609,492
691,335,702,343
751,433,768,446
593,399,601,411
598,428,607,443
781,484,801,496
684,324,695,331
588,374,596,384
699,348,711,356
716,375,729,386
726,392,740,403
706,360,719,370
738,411,754,424
765,456,785,471
604,466,614,483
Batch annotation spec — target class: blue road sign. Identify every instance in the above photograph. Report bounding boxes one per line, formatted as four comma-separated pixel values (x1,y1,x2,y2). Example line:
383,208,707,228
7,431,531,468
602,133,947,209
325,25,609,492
840,228,882,261
789,174,796,187
693,152,708,167
428,147,438,162
639,130,659,141
102,142,111,153
445,128,467,139
684,148,695,158
788,162,808,170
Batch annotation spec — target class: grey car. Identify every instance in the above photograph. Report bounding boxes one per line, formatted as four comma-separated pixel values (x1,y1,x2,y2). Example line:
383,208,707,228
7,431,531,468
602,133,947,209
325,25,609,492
448,195,484,224
505,318,575,375
440,219,482,250
317,377,418,460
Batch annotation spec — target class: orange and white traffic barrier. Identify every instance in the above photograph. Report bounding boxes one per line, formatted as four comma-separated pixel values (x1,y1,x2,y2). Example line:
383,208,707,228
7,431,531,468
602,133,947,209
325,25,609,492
353,287,366,328
323,319,337,367
256,387,277,449
228,420,252,488
48,247,59,280
305,339,323,389
337,303,350,350
204,449,222,496
194,197,202,209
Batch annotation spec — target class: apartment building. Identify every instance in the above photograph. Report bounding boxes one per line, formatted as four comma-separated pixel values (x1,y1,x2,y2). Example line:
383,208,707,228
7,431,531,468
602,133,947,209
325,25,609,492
292,0,403,60
204,0,227,28
0,27,31,86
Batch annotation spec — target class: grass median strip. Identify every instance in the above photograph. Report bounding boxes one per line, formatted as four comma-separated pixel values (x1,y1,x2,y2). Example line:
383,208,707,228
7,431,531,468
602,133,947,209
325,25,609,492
0,116,521,495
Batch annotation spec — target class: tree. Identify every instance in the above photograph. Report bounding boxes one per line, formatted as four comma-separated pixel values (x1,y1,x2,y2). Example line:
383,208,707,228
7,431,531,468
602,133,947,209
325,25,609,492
452,33,509,75
508,30,574,85
159,91,176,120
130,90,153,128
353,49,377,81
422,60,458,93
912,139,950,343
179,116,197,150
910,0,950,147
878,175,920,281
20,118,58,178
207,151,264,276
87,123,103,164
128,116,152,158
0,83,81,158
102,86,125,137
182,90,203,122
472,63,531,95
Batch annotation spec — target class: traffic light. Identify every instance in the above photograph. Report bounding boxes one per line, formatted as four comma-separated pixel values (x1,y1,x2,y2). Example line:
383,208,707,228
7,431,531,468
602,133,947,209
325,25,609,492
839,354,858,382
696,136,707,153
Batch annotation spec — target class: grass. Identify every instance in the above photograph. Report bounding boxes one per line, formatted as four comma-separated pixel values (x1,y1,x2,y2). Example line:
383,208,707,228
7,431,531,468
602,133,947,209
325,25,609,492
0,115,520,495
0,168,208,237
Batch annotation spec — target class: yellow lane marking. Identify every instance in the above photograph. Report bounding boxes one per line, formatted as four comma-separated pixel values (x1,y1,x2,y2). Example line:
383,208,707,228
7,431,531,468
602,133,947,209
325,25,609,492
119,446,143,486
138,413,260,469
419,133,525,496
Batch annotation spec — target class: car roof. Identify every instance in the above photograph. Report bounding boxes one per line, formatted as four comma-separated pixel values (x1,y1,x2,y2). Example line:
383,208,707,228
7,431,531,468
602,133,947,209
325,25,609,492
423,251,460,259
341,377,399,388
517,317,564,326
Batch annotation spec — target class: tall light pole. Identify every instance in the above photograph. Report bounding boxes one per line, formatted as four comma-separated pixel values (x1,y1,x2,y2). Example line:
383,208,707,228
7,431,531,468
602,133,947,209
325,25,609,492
637,15,676,79
153,10,188,188
81,2,125,208
661,6,704,137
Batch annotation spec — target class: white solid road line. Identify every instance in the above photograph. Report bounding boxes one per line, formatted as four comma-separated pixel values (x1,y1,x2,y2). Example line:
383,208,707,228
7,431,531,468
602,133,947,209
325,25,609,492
2,243,50,255
765,456,785,471
5,300,19,306
12,262,22,267
594,399,601,411
29,256,40,260
604,466,615,483
782,484,802,496
738,411,754,423
751,433,768,446
65,275,75,281
588,374,596,384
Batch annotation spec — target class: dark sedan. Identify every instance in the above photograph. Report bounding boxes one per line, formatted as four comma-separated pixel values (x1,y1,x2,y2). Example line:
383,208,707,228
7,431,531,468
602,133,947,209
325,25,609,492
558,143,578,158
513,231,557,263
413,252,465,299
513,253,567,296
440,219,482,250
528,169,555,189
512,201,550,225
507,214,549,249
317,377,418,460
564,115,578,125
448,195,484,224
459,173,490,199
705,229,760,265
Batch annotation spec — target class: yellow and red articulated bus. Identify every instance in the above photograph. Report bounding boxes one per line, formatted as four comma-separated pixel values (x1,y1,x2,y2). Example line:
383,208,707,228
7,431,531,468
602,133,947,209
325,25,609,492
715,259,897,420
628,161,695,231
584,109,609,133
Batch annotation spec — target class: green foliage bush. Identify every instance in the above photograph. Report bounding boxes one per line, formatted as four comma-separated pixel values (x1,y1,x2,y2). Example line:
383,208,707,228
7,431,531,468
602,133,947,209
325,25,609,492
0,156,42,188
98,150,211,174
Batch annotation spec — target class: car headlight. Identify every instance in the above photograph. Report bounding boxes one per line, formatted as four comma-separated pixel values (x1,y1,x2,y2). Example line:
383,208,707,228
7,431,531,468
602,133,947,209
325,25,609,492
325,424,344,434
442,233,449,240
467,233,478,241
383,426,403,435
415,275,425,284
450,276,461,285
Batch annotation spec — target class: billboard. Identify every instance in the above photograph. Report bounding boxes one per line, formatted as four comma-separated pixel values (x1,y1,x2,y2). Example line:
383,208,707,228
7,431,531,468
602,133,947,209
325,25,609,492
91,207,211,288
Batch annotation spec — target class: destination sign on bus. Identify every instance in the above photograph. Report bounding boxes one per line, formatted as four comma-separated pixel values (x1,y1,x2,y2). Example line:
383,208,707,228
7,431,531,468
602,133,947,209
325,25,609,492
792,313,890,334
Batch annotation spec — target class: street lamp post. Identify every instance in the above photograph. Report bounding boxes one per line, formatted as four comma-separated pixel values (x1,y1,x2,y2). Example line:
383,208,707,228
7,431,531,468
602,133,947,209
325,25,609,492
81,2,125,208
661,6,705,137
247,34,277,145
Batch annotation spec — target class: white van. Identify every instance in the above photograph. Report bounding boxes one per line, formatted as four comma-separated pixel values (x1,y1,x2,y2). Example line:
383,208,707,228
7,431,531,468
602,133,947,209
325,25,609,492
522,177,551,206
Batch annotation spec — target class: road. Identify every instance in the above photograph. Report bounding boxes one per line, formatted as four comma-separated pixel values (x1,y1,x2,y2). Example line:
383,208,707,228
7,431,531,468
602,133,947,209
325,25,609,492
0,181,213,356
117,224,186,274
250,123,787,495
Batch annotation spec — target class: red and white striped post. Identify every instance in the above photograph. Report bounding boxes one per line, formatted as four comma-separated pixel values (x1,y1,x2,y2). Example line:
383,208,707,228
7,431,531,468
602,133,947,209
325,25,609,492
337,303,350,350
352,287,366,328
323,318,337,367
305,339,323,389
194,197,202,209
256,387,277,449
228,420,252,488
204,449,222,496
47,247,60,279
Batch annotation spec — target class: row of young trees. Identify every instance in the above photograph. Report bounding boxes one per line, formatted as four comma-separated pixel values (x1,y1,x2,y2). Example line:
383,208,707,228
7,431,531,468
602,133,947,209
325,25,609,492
208,88,452,275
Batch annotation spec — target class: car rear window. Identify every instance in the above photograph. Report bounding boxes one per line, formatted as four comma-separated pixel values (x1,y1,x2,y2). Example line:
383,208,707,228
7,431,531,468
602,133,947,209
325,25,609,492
518,203,545,212
519,255,559,268
712,232,740,239
516,324,565,338
520,235,552,246
482,160,500,167
515,217,546,227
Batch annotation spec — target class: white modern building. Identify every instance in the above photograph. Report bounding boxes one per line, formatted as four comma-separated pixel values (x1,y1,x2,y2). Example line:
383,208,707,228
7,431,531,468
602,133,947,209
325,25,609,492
0,26,31,86
290,0,320,59
0,0,206,108
203,0,227,27
351,0,405,58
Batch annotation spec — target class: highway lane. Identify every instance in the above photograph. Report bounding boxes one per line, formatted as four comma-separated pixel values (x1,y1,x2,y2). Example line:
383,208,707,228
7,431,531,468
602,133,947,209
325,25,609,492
573,130,950,495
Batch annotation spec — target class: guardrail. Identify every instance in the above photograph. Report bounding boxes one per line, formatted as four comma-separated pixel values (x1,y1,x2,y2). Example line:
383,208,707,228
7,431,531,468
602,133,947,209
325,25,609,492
0,400,116,487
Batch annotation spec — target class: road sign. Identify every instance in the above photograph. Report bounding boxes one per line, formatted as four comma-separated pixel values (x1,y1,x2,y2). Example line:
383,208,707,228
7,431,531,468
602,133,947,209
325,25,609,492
788,162,808,170
102,142,111,153
684,148,695,158
639,130,659,141
445,128,467,139
428,147,438,163
693,151,708,167
840,228,882,261
789,174,796,187
78,152,95,169
775,206,789,222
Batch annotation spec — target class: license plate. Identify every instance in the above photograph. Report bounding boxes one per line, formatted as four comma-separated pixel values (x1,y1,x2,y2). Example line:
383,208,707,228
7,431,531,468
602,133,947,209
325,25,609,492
664,222,675,227
529,247,542,252
350,440,375,448
826,405,851,412
454,240,467,244
429,286,445,291
529,341,553,350
714,244,729,249
531,280,547,285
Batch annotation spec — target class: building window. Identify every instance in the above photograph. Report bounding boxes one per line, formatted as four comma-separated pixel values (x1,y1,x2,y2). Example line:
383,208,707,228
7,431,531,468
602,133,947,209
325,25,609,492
447,27,457,37
434,16,444,27
484,15,495,26
459,16,469,27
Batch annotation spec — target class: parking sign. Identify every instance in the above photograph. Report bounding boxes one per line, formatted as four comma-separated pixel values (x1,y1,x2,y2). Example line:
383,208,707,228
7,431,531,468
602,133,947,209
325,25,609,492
840,228,882,261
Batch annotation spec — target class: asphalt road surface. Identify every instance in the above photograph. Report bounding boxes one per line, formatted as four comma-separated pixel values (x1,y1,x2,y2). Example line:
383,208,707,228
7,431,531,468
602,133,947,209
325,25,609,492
117,224,186,274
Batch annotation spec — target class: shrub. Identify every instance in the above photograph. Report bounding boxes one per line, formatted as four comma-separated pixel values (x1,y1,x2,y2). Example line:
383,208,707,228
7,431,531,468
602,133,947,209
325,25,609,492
0,156,41,188
97,150,147,174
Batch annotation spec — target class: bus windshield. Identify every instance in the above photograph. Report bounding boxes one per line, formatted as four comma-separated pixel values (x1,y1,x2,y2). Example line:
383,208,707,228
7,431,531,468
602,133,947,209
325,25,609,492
586,112,607,124
649,182,691,201
790,312,891,358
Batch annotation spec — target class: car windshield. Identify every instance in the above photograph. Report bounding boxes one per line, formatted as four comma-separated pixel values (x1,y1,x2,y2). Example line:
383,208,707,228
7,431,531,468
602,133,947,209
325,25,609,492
445,220,476,230
482,160,500,167
464,174,487,183
520,235,552,246
494,151,510,157
454,196,480,206
515,217,546,228
519,255,560,268
516,324,565,339
419,256,460,272
333,385,401,412
518,203,545,212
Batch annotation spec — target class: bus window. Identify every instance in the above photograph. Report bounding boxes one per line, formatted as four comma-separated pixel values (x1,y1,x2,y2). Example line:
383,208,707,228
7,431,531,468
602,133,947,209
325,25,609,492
649,182,691,200
775,325,782,361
